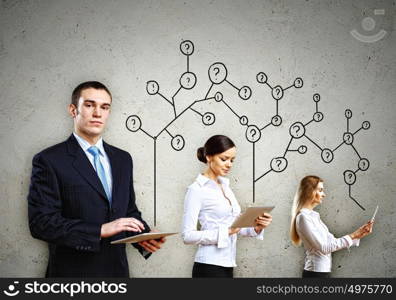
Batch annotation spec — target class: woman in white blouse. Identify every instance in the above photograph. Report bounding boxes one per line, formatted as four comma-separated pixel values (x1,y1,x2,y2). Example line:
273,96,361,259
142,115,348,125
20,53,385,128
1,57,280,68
290,175,374,278
182,135,272,278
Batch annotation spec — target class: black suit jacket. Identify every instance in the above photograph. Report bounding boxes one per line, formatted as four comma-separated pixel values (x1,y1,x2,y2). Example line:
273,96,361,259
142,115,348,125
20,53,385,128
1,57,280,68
28,134,150,277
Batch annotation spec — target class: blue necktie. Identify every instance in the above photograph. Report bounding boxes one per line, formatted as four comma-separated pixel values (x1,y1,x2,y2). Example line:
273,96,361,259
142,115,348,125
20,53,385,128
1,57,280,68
88,146,112,204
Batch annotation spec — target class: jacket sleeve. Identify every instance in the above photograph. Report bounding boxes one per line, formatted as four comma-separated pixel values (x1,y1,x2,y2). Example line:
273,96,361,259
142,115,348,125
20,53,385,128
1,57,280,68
181,187,229,248
296,213,356,255
126,154,152,258
28,153,102,252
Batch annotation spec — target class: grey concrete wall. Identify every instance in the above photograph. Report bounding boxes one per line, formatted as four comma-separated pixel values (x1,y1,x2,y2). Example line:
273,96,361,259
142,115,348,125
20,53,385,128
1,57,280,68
0,0,395,277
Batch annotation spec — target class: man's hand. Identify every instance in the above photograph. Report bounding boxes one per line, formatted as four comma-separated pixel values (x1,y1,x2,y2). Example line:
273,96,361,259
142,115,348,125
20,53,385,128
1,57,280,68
101,217,145,238
138,230,166,253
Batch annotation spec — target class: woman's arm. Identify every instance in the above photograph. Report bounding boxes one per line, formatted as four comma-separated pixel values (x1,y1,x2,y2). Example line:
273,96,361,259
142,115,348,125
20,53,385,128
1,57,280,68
181,188,229,248
297,214,355,254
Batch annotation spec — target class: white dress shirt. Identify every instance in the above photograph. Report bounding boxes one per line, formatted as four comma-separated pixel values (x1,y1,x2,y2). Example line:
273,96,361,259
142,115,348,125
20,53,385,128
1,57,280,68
73,133,113,195
182,174,264,268
296,208,360,272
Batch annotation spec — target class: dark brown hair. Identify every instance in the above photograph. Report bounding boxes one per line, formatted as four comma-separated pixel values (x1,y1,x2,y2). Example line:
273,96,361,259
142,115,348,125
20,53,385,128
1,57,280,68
71,81,112,107
197,135,235,163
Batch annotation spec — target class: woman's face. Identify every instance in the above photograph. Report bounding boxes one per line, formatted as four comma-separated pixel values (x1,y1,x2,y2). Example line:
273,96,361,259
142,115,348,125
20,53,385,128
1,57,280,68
207,147,236,177
312,181,326,205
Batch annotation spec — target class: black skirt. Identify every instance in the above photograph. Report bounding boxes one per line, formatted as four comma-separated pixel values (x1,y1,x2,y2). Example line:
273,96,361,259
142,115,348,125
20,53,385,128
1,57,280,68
302,269,331,278
192,262,234,278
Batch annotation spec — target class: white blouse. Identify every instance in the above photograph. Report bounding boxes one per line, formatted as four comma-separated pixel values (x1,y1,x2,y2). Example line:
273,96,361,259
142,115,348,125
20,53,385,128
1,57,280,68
182,174,263,267
296,208,360,272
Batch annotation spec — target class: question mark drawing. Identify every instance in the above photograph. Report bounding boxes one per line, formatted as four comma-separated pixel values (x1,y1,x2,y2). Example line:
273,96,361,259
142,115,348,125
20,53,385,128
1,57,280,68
245,125,261,143
343,133,354,145
239,86,251,100
214,67,220,77
271,115,282,126
293,125,300,135
179,72,196,90
358,158,370,171
294,77,303,88
171,135,185,151
270,157,288,172
272,86,283,100
180,40,194,56
202,112,215,126
343,170,356,185
126,115,141,132
362,121,371,130
289,122,305,139
321,148,334,163
209,62,227,84
256,72,267,84
276,159,282,169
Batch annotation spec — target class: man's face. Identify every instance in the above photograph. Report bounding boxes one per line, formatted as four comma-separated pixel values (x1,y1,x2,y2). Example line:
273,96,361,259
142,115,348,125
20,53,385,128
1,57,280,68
69,88,112,140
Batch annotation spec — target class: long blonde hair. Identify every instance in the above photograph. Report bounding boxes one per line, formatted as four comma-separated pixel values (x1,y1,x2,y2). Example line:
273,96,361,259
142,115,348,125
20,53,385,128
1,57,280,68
290,175,323,246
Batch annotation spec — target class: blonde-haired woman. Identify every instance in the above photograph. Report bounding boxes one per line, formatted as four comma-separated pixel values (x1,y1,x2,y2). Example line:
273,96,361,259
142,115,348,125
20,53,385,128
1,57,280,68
290,175,373,278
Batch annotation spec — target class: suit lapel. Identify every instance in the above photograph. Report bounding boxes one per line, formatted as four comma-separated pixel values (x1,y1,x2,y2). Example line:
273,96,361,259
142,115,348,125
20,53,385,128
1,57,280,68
66,135,108,202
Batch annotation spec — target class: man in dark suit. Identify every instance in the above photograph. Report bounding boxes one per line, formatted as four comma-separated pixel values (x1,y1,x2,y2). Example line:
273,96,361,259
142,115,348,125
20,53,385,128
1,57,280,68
28,81,165,277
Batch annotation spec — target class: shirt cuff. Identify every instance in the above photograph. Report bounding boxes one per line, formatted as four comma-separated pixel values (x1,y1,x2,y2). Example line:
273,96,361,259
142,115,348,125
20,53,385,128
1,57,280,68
217,225,229,248
343,234,354,248
244,227,264,240
254,228,264,240
352,238,360,247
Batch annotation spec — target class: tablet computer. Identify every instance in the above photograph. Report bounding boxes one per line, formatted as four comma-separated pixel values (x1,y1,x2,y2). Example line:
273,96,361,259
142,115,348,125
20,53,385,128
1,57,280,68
231,206,274,228
371,205,379,222
110,232,178,244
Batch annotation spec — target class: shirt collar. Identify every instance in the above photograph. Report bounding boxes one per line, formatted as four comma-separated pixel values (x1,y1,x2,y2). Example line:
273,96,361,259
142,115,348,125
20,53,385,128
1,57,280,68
73,132,105,156
196,173,230,187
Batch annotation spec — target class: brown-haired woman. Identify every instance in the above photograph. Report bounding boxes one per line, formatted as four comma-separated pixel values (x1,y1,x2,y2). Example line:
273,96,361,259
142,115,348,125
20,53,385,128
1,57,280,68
182,135,272,278
290,175,374,278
